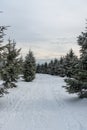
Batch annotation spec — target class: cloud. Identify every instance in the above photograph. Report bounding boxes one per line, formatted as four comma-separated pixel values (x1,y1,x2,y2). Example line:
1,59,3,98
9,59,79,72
0,0,86,61
17,38,80,62
1,0,86,41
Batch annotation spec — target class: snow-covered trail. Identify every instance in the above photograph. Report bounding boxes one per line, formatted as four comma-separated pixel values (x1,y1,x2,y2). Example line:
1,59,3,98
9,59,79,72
0,74,87,130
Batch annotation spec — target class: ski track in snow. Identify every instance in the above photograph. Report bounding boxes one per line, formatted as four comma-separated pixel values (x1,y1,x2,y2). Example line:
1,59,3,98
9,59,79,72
0,74,87,130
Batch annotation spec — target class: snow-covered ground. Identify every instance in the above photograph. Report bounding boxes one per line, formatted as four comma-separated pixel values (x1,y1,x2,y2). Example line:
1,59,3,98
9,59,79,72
0,74,87,130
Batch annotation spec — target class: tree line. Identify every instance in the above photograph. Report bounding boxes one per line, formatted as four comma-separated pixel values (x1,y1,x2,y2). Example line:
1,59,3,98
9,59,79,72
36,49,78,77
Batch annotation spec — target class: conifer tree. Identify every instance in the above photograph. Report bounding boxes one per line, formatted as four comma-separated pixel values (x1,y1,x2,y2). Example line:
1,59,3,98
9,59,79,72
49,60,54,75
64,23,87,98
0,26,8,95
1,39,21,88
23,50,36,82
18,56,24,75
64,49,78,77
57,56,65,77
53,59,59,75
43,62,48,74
36,64,41,73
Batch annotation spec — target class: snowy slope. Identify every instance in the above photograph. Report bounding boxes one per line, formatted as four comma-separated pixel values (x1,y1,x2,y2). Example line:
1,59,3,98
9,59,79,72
0,74,87,130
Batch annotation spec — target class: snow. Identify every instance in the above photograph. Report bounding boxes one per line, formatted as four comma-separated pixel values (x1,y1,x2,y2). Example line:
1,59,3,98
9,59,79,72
0,81,4,88
0,74,87,130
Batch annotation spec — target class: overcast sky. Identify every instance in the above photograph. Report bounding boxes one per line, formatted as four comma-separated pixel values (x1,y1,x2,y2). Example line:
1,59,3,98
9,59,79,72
0,0,87,62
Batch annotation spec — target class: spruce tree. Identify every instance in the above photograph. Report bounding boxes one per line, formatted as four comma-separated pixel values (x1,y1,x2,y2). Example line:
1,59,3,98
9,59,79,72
53,59,59,75
0,26,8,96
58,56,65,77
64,23,87,98
1,39,21,88
23,50,36,82
64,49,78,77
49,60,54,75
43,62,48,74
36,64,41,73
18,56,24,75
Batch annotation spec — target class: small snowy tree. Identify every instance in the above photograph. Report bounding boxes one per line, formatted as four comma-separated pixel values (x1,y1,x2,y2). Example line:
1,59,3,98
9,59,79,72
36,64,41,73
64,49,78,77
23,50,36,82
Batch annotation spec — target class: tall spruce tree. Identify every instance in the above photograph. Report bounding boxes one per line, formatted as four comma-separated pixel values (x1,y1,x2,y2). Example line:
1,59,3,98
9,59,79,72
0,26,8,96
64,23,87,98
23,50,36,82
1,39,21,88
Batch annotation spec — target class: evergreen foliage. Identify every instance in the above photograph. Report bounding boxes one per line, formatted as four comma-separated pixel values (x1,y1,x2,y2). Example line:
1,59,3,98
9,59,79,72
18,56,24,75
36,49,77,78
23,50,36,82
0,26,7,43
1,39,21,88
64,49,78,77
36,64,41,73
58,57,65,77
0,26,9,96
64,24,87,98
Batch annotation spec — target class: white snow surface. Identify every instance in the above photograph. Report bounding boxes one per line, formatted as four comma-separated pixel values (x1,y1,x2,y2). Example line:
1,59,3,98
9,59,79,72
0,74,87,130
